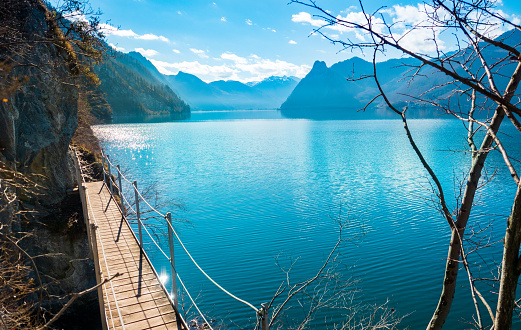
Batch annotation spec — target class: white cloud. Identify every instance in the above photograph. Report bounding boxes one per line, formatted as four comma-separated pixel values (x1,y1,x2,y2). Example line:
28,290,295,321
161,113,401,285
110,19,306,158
221,17,227,22
397,28,445,53
136,33,169,42
392,4,429,26
475,8,521,37
355,32,366,42
190,48,210,58
330,11,385,34
150,55,311,83
173,49,181,54
135,48,159,57
99,24,138,37
292,12,325,27
151,59,240,81
386,4,447,52
108,43,125,52
63,10,88,23
246,19,253,25
292,10,386,35
177,10,182,15
98,23,169,42
291,7,439,53
289,40,297,44
221,52,248,64
234,58,311,80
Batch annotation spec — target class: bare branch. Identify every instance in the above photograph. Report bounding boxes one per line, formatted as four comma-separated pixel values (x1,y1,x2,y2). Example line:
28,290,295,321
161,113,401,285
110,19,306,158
38,272,122,329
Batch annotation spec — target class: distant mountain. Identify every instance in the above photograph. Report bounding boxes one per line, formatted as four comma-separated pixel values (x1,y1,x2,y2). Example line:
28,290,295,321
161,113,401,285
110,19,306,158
125,53,301,111
280,57,424,119
94,51,190,122
252,76,302,106
164,72,232,110
126,51,170,85
164,72,300,110
389,29,521,113
281,29,521,119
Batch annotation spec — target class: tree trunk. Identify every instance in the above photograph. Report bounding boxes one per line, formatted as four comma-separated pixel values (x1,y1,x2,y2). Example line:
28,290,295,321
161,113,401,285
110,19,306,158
428,61,521,330
494,181,521,329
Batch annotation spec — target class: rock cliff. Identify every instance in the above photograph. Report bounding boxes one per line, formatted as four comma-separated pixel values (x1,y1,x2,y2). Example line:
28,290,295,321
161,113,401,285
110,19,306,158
0,0,99,328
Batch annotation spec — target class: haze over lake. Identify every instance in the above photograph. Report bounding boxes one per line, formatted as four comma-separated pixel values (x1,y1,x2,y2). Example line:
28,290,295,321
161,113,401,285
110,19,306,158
94,111,520,329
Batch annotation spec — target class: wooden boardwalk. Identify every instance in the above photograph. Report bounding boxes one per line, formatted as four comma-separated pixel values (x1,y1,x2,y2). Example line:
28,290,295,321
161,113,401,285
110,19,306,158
84,181,187,330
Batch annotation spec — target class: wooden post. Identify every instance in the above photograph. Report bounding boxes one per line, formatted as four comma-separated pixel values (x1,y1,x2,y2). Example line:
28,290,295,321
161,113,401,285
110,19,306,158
166,212,178,309
108,156,113,197
90,224,108,330
260,303,269,330
117,165,125,217
104,156,113,212
99,151,106,194
133,181,142,249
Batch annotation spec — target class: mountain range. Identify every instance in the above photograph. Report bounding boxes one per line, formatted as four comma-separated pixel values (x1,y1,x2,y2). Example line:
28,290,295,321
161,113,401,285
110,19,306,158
88,51,302,122
167,73,300,110
281,29,521,119
92,29,520,122
280,57,421,119
124,52,300,111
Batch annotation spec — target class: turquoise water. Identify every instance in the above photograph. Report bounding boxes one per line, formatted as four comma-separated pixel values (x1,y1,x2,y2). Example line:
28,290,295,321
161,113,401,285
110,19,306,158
93,111,520,329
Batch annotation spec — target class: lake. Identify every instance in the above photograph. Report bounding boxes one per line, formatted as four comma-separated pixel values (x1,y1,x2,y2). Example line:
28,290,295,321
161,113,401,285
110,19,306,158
93,110,520,329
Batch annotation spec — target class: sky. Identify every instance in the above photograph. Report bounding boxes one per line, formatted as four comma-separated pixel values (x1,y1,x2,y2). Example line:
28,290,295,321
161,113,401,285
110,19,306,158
59,0,521,83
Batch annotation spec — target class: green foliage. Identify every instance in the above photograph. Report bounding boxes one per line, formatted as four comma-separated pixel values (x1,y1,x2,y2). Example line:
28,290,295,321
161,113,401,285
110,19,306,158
95,53,190,117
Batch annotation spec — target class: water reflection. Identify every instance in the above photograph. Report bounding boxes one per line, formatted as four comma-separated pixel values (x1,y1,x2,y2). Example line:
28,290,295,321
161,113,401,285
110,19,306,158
93,112,519,329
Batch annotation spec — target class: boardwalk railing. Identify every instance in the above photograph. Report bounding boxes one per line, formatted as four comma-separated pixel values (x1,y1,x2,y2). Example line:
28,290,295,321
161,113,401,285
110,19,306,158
89,149,270,330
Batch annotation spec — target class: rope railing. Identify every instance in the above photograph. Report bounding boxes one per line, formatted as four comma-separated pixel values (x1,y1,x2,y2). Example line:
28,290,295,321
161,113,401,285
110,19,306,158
176,273,212,328
96,149,270,330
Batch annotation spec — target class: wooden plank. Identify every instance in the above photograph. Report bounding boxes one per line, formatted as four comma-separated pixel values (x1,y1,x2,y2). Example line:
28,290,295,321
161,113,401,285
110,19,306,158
84,181,187,330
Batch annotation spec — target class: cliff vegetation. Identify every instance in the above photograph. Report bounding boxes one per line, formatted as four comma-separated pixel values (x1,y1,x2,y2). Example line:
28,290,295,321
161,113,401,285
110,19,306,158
1,0,115,328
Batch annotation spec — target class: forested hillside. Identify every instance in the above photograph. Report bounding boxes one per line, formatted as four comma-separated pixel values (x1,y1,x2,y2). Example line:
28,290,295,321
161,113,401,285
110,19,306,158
95,52,190,121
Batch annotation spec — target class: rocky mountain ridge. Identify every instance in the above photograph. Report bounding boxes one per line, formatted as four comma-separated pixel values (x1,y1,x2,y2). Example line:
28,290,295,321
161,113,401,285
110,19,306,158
127,51,300,111
280,29,521,119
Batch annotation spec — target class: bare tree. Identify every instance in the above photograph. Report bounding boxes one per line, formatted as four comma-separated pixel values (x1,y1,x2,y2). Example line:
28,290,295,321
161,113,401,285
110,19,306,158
266,207,404,329
0,0,107,85
291,0,521,329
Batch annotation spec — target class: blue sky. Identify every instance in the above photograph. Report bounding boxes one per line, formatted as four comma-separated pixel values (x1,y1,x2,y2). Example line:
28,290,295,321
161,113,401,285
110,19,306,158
72,0,521,83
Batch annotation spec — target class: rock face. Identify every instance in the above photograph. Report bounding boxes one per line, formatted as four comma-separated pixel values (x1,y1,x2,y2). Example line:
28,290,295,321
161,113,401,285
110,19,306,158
0,0,78,198
0,0,99,327
280,57,423,119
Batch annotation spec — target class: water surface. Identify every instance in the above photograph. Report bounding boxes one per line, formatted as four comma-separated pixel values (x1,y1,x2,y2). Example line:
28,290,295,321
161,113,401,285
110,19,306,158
94,111,520,329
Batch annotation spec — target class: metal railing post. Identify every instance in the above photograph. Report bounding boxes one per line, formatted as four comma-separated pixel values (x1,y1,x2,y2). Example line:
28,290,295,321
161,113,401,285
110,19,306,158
108,156,113,196
260,303,269,330
99,150,106,194
104,155,113,212
166,212,178,309
117,165,125,217
133,181,142,249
